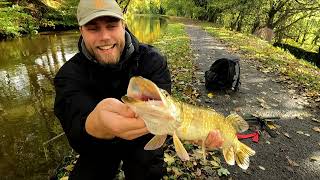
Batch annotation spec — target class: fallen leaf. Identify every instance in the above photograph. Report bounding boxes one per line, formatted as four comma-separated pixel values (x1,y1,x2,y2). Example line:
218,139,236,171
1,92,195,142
296,131,304,135
258,166,266,170
203,166,215,176
256,97,266,103
288,90,295,94
262,69,270,73
310,156,320,162
217,167,230,176
185,161,194,169
196,168,201,176
207,93,214,98
283,132,291,138
286,156,299,167
171,166,182,177
59,177,69,180
192,149,205,160
64,165,74,172
261,103,271,109
312,127,320,133
210,160,221,168
234,107,241,112
311,118,320,123
164,153,175,166
267,122,278,130
211,155,221,164
297,116,304,120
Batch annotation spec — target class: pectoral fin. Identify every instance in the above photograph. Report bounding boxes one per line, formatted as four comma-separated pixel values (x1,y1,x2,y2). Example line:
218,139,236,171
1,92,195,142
144,135,167,150
226,114,249,133
173,132,189,161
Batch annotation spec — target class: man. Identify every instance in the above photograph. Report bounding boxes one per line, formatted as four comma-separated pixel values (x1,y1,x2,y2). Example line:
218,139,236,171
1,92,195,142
54,0,223,179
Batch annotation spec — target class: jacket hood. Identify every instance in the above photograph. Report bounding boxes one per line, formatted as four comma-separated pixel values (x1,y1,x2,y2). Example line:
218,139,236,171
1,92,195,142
77,27,140,70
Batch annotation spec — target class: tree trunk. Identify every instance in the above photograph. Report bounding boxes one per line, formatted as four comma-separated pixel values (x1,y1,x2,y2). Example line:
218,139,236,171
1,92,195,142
122,0,131,14
230,13,239,31
251,17,261,34
236,13,244,32
312,35,319,45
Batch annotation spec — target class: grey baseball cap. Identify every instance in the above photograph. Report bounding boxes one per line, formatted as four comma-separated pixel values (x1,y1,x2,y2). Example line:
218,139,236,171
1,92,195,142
77,0,124,26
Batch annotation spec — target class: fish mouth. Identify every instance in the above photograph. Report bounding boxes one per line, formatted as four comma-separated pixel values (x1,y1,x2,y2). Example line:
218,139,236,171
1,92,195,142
126,76,165,103
122,76,177,136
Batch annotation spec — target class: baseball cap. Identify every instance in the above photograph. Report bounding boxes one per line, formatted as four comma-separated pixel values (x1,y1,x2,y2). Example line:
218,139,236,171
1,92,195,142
77,0,124,26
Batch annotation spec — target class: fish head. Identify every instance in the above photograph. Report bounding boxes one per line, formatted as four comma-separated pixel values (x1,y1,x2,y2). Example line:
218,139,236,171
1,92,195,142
121,76,180,135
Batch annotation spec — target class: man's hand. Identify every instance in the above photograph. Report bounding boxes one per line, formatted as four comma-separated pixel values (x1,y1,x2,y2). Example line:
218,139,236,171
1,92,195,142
85,98,148,140
194,130,224,150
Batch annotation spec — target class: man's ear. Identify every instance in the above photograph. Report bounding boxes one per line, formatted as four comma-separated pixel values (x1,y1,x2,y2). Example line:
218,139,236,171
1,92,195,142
121,20,126,29
79,26,82,32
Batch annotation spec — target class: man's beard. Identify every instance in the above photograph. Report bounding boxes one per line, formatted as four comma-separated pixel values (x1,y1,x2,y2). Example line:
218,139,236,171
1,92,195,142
93,46,123,65
96,54,121,65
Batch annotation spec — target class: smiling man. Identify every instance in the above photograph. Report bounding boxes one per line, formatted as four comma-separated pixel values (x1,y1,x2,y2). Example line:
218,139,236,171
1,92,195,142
80,16,126,65
54,0,171,179
54,0,222,179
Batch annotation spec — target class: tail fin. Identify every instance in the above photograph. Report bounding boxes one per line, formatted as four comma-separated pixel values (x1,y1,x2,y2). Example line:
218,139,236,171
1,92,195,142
235,142,256,170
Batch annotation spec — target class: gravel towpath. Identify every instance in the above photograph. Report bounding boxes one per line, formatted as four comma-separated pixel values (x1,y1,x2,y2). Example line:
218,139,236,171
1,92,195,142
184,24,320,179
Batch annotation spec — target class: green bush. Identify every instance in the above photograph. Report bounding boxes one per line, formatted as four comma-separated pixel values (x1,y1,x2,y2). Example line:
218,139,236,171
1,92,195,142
0,5,38,38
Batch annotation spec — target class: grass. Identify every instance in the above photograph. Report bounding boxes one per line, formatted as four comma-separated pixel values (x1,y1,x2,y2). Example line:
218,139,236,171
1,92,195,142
153,23,196,102
200,22,320,98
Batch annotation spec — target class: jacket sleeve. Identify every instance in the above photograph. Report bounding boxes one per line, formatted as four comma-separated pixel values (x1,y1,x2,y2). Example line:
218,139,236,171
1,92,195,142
53,61,106,154
139,46,172,94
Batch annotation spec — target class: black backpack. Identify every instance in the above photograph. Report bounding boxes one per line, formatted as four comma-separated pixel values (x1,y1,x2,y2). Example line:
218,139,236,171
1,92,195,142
204,58,240,91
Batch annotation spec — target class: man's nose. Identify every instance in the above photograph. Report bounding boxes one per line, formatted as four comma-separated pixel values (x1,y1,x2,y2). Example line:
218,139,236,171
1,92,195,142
99,28,111,40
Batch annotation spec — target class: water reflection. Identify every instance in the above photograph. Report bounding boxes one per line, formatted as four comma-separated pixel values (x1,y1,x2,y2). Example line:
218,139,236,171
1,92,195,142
0,31,79,180
126,14,168,43
0,15,167,179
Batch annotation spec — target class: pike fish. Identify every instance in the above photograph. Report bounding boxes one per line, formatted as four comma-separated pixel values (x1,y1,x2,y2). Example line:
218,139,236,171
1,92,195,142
121,76,255,170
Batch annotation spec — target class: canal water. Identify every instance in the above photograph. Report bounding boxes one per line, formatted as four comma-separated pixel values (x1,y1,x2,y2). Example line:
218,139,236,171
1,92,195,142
0,15,168,180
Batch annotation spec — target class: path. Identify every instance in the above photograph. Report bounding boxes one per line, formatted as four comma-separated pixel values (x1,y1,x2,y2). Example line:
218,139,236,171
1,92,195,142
184,24,320,179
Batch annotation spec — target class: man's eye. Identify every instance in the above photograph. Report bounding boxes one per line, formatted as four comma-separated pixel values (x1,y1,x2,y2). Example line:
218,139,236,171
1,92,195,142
85,26,98,31
107,23,119,28
88,28,97,31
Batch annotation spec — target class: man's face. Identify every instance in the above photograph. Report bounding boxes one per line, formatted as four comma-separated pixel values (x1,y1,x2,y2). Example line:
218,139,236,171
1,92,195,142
80,16,125,65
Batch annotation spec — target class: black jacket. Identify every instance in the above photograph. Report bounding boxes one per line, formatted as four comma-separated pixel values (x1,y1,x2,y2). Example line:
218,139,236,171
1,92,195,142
54,30,171,155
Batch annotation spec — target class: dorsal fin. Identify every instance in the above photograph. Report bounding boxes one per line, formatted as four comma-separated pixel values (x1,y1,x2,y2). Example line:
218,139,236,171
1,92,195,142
226,114,249,133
